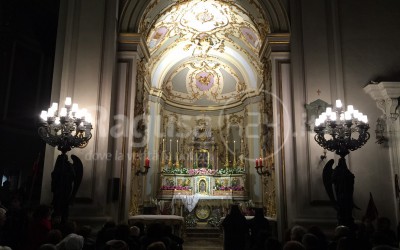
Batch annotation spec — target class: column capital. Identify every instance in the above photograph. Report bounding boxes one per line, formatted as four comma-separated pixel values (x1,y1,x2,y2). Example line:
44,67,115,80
364,82,400,121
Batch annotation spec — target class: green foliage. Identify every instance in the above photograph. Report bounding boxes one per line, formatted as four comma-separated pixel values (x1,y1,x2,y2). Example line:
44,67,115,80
216,167,245,175
161,168,189,174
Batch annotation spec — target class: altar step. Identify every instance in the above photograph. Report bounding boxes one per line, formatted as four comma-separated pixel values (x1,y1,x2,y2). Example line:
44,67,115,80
186,223,222,239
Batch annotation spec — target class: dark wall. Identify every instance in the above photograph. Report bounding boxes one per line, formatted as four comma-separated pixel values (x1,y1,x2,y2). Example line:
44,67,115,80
0,0,59,204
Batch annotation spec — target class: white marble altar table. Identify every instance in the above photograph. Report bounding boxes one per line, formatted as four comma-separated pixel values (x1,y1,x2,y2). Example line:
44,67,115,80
172,193,233,213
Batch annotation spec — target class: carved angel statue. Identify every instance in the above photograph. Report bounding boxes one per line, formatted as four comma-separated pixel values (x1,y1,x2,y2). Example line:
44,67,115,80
323,158,359,228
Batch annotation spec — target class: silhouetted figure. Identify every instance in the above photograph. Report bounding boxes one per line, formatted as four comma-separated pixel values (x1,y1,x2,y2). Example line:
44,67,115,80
146,241,166,250
283,241,306,250
248,207,270,249
51,154,83,224
96,221,116,250
140,223,171,250
290,225,307,242
301,233,319,250
371,217,397,248
307,226,328,250
164,225,183,250
26,204,52,250
221,204,249,250
323,158,356,229
264,237,282,250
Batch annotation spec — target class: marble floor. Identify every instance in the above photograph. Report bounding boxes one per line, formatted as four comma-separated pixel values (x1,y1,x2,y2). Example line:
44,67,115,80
183,237,223,250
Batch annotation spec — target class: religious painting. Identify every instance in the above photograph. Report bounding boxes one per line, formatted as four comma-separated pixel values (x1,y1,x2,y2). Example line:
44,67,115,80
177,177,191,188
240,26,260,49
148,26,168,49
195,176,210,195
197,149,209,168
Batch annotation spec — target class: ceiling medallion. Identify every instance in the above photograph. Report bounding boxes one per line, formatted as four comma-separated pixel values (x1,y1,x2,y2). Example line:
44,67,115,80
195,72,215,91
180,1,229,32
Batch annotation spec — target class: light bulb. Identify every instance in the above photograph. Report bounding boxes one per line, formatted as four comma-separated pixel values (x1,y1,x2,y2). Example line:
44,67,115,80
72,103,79,112
65,97,72,106
40,110,48,120
55,117,60,125
60,108,67,117
51,102,58,110
347,105,354,112
48,108,55,117
336,99,342,108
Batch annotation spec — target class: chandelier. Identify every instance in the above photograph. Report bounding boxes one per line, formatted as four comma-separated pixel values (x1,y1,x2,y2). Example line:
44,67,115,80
38,97,93,153
314,99,370,158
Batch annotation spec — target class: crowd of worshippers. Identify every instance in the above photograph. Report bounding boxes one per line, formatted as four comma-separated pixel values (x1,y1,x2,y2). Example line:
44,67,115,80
0,193,183,250
1,193,400,250
222,204,400,250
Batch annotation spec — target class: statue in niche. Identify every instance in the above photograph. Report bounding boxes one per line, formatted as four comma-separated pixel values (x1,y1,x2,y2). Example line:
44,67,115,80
198,179,207,194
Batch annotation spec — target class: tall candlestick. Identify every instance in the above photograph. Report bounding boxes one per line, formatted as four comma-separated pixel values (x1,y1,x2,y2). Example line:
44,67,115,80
233,140,236,167
168,139,172,167
176,139,179,152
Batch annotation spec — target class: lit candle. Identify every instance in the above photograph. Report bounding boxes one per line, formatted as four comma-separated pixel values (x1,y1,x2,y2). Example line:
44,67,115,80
335,99,342,108
60,108,67,117
162,138,165,151
234,140,236,153
145,157,150,167
176,139,179,152
256,158,259,167
65,97,72,106
40,110,48,120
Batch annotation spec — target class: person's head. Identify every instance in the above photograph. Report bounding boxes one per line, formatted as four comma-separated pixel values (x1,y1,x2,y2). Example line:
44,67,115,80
0,208,6,227
265,237,282,250
64,234,84,250
334,225,350,240
76,225,92,238
229,204,242,216
130,225,140,237
147,241,166,250
254,207,264,218
115,223,131,240
283,241,306,250
39,244,57,250
301,233,319,250
290,225,307,242
105,240,128,250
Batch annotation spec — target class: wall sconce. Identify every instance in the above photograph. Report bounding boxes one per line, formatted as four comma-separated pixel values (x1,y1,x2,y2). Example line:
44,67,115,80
136,157,150,176
255,158,271,176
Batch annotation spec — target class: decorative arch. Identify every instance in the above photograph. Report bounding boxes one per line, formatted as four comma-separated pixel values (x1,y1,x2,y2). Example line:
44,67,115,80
118,0,290,34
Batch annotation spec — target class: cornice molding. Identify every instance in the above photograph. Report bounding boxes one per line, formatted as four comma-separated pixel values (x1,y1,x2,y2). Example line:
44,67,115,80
118,33,150,61
260,33,290,59
364,82,400,121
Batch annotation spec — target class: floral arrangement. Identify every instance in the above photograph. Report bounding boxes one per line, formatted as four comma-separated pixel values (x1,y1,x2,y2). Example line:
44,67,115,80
216,167,245,175
160,185,191,190
214,184,245,191
188,168,216,176
161,168,189,175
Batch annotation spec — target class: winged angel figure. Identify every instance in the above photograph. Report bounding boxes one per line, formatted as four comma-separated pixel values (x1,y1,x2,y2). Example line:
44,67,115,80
51,154,83,223
323,158,359,228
